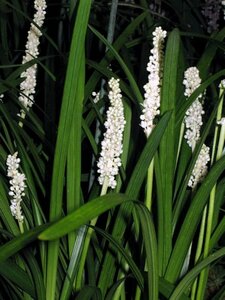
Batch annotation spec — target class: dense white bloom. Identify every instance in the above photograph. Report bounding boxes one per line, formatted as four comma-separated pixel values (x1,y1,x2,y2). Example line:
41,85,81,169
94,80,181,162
202,0,221,33
188,144,210,188
140,26,167,137
183,67,204,151
97,78,125,189
6,152,26,223
19,0,47,112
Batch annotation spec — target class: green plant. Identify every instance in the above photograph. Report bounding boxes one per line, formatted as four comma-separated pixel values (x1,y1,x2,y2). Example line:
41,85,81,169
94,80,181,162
1,1,225,299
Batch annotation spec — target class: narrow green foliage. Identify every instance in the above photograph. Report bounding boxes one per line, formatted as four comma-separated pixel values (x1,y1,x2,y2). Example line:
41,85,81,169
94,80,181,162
165,155,225,282
158,28,180,275
46,2,91,299
2,2,225,299
98,111,171,296
135,204,158,299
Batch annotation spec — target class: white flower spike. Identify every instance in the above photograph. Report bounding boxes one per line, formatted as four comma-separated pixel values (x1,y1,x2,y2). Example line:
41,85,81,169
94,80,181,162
140,26,167,137
6,152,26,223
19,0,47,113
97,78,126,189
188,144,210,189
183,67,204,151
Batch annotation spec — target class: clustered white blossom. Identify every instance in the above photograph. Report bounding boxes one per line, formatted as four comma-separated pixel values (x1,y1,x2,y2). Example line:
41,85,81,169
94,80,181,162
183,67,204,151
183,67,210,188
97,78,126,189
140,26,167,137
188,144,210,188
19,0,47,112
202,0,221,33
6,152,26,223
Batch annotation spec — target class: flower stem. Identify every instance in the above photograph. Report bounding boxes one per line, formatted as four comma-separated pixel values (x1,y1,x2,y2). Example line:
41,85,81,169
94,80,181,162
75,177,109,290
145,159,154,211
196,122,225,300
19,220,24,234
191,206,207,299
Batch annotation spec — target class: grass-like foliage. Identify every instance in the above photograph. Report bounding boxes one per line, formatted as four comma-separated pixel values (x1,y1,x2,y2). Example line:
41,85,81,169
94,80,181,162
1,0,225,299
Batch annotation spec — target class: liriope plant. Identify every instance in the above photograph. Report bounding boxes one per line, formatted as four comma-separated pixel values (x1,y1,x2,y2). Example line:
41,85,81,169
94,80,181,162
1,1,225,300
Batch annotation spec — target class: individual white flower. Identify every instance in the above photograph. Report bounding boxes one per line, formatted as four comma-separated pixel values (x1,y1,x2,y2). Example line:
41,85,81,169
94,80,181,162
202,0,221,33
92,91,100,104
19,0,47,112
6,152,26,223
97,78,126,189
183,67,204,151
188,144,210,188
140,26,167,137
219,79,225,89
217,117,225,125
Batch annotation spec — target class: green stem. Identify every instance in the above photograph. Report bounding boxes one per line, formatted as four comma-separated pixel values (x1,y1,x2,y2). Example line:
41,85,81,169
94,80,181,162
176,123,185,168
196,122,225,300
145,159,154,211
191,206,207,300
75,177,109,290
18,110,26,128
19,220,24,233
134,286,141,300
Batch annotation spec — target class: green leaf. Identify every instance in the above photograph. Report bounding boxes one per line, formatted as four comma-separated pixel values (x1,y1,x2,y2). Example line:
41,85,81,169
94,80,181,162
198,27,225,78
91,225,144,291
39,194,133,240
134,204,158,299
169,247,225,300
158,28,181,275
46,1,91,299
165,155,225,283
84,11,148,103
89,25,143,105
0,260,35,298
76,285,102,300
0,224,48,263
98,111,171,296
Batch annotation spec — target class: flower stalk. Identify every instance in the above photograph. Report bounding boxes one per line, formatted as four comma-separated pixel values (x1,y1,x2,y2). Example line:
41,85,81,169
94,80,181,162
76,78,125,290
140,26,166,212
193,81,225,299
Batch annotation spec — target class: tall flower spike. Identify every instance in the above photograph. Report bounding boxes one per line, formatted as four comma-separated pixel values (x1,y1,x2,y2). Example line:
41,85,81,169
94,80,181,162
6,152,26,223
140,26,167,137
19,0,47,113
97,78,126,189
188,144,210,189
183,67,204,151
